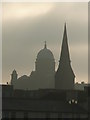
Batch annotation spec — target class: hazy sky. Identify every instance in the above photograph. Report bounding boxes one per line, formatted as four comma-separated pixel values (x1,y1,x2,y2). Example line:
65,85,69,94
2,2,88,84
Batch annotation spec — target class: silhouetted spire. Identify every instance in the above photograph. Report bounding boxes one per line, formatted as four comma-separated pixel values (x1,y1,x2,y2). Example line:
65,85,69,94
55,23,75,90
59,23,70,63
44,41,47,49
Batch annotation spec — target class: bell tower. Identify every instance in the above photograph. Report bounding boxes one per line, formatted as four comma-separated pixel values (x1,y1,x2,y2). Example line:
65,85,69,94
11,69,18,85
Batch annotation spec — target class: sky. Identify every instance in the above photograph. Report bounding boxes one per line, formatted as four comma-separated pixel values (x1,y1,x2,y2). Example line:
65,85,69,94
2,2,88,84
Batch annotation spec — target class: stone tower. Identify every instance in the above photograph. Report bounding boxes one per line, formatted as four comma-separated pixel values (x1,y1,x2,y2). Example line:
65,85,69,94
11,69,18,85
55,23,75,90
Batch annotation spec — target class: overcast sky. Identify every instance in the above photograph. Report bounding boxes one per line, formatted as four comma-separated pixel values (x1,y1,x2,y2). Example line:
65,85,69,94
2,2,88,84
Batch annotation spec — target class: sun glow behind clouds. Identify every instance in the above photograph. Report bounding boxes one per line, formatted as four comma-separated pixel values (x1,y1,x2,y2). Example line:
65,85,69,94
3,3,54,21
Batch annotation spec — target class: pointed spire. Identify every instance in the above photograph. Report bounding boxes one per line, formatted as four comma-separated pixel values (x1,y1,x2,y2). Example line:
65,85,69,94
13,69,16,72
12,69,17,75
64,22,67,36
55,23,75,90
44,41,47,49
60,23,70,63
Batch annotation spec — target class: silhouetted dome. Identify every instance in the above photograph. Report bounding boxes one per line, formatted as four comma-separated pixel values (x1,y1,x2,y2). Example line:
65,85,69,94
37,43,54,60
18,75,29,80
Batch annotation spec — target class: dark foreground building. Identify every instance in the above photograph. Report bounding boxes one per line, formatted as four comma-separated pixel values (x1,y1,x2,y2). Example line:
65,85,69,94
2,84,89,119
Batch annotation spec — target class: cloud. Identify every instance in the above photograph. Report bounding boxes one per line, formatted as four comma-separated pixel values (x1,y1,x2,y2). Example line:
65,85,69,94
2,3,54,22
2,3,88,83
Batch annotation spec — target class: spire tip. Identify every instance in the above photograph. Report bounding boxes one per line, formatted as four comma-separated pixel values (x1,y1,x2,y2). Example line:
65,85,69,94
44,41,47,49
64,22,67,28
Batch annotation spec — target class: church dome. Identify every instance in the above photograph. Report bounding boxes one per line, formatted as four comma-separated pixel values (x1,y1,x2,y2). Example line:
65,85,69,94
37,42,54,60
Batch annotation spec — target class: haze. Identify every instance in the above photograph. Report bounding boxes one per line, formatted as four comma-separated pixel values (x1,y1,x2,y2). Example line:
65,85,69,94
2,2,88,84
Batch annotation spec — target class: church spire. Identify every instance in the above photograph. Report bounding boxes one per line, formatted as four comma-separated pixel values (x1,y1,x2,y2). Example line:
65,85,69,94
55,23,75,90
44,41,47,49
59,23,70,64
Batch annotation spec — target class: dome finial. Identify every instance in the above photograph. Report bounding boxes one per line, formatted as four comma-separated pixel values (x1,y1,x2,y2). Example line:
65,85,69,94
44,41,47,49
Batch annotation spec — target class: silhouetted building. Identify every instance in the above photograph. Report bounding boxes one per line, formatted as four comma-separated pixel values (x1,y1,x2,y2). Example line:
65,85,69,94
30,42,55,89
75,82,89,90
55,23,75,90
11,42,55,90
2,84,89,119
10,24,75,90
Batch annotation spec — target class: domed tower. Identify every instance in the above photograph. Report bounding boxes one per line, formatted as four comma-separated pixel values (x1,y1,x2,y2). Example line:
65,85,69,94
35,42,55,75
30,42,55,89
11,69,18,85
